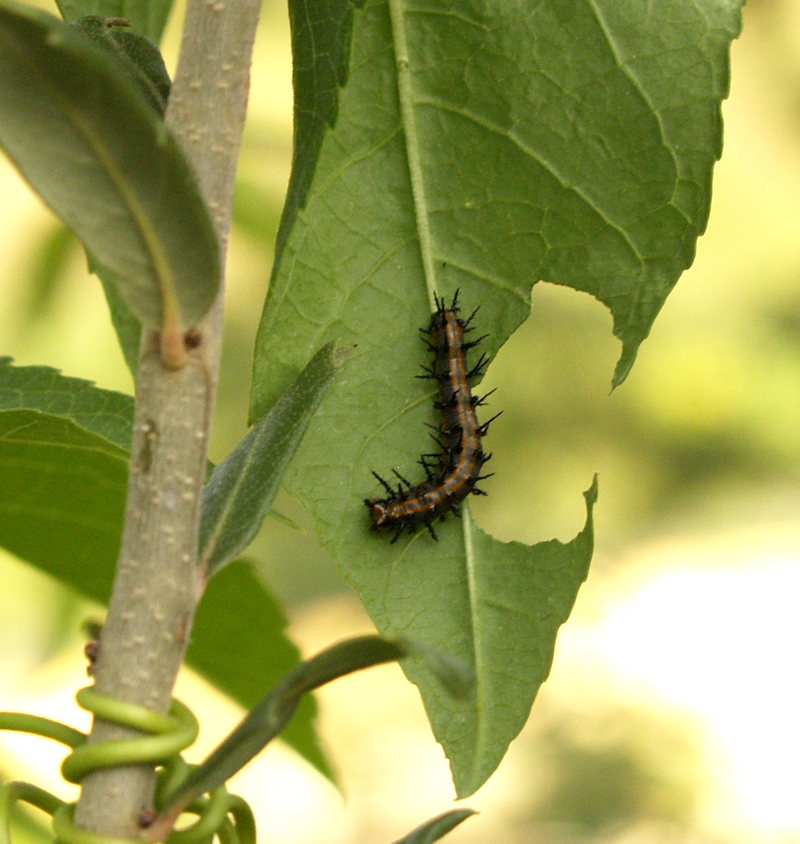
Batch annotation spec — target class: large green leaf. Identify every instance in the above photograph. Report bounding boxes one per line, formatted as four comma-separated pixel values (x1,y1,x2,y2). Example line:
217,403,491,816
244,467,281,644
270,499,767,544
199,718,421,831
250,0,742,794
0,363,327,776
55,0,174,44
0,2,219,331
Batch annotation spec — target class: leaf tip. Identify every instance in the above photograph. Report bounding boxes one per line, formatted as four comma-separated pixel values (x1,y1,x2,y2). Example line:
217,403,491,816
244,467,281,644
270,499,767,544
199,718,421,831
611,339,639,390
331,342,354,370
584,474,599,508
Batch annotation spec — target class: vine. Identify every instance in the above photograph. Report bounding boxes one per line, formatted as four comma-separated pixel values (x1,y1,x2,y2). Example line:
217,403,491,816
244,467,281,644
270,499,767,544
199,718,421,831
0,691,255,844
0,635,468,844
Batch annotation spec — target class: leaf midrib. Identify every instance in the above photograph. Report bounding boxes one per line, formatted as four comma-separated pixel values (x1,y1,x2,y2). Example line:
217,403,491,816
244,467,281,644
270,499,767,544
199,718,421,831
387,0,489,788
56,87,181,326
388,0,438,312
461,505,488,793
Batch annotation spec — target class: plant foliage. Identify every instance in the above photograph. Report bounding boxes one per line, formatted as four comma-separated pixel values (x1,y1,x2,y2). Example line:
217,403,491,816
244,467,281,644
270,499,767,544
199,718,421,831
0,0,744,807
250,0,743,794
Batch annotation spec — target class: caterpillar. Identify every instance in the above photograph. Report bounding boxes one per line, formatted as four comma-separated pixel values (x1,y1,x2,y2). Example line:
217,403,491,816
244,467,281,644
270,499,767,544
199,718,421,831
365,291,498,543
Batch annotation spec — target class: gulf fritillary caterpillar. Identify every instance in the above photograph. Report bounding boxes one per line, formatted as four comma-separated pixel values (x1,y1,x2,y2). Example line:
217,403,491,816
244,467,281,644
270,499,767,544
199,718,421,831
365,291,498,543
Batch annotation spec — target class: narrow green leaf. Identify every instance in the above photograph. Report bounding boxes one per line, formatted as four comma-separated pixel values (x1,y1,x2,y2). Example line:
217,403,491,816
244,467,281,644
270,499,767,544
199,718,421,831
200,342,349,578
0,366,328,778
55,0,174,44
251,0,741,793
156,636,406,828
185,560,331,782
0,1,219,330
392,810,475,844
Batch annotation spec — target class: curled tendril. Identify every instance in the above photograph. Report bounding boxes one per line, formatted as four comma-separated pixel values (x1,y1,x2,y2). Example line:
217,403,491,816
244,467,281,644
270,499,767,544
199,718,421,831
0,689,256,844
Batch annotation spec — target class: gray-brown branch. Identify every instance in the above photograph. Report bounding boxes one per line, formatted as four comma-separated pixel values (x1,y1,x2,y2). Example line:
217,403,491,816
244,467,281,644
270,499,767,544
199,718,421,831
74,1,262,837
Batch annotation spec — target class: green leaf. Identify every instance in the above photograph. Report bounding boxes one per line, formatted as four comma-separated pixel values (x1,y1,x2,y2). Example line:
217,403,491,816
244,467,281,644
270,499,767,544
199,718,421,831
0,409,130,590
155,636,406,831
55,0,174,44
251,0,741,793
71,16,171,115
0,365,327,778
185,560,331,782
275,0,356,267
0,2,219,331
0,358,134,451
392,810,475,844
414,484,596,796
200,343,349,578
253,0,743,414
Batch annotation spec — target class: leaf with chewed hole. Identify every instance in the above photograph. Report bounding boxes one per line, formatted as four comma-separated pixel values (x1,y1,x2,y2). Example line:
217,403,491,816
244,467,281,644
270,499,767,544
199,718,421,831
251,0,742,795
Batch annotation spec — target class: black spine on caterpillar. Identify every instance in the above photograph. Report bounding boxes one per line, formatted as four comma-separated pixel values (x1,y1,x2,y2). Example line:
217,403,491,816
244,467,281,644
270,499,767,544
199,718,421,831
365,291,498,543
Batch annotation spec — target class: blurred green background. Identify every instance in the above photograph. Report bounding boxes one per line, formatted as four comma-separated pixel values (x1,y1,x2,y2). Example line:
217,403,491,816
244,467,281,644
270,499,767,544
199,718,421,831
2,1,800,842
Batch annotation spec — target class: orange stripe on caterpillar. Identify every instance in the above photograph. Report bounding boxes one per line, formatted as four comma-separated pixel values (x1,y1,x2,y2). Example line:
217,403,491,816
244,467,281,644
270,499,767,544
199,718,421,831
365,290,498,543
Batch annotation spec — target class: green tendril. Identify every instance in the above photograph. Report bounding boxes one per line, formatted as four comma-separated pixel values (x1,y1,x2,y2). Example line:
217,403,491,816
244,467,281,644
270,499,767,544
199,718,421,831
61,690,199,783
0,712,85,748
166,788,231,844
0,690,256,844
0,782,65,844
